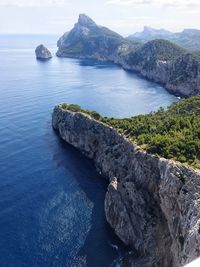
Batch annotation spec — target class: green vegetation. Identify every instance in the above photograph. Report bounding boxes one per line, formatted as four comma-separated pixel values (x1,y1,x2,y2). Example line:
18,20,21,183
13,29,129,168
169,53,200,86
143,39,186,61
61,96,200,168
61,104,81,112
60,104,101,120
127,39,187,71
102,96,200,168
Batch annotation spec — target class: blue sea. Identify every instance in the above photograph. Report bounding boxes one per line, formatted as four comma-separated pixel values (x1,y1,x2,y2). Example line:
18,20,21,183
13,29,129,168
0,34,177,267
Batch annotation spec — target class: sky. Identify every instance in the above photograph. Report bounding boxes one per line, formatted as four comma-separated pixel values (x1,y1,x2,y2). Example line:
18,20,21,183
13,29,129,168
0,0,199,36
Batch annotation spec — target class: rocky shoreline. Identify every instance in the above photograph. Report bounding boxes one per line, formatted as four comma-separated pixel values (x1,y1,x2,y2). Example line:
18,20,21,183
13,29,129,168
52,105,200,267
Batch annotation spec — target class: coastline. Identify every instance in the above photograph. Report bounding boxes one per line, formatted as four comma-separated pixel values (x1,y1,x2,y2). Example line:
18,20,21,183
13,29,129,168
56,51,198,98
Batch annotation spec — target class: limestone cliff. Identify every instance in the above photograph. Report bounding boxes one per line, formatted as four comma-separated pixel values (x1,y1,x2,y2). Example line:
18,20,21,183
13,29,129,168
121,41,200,97
56,14,135,61
52,106,200,267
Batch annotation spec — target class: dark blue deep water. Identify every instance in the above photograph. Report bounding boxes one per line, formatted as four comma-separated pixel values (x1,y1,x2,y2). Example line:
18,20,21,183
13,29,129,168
0,35,177,267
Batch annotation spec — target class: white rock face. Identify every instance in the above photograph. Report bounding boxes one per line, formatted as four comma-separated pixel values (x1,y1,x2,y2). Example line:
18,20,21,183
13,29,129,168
35,44,52,59
52,106,200,267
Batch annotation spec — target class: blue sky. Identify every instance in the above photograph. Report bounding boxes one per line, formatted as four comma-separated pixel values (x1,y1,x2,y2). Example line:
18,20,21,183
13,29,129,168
0,0,199,35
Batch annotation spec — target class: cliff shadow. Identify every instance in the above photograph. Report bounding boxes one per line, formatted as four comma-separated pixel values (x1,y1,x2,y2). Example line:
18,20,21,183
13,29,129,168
47,128,129,267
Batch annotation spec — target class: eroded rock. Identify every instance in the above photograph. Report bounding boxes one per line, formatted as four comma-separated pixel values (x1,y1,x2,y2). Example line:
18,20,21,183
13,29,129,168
35,44,52,60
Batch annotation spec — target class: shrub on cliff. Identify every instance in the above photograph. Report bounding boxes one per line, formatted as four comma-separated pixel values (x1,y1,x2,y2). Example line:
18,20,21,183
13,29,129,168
61,104,81,112
61,104,101,121
90,111,101,120
61,96,200,167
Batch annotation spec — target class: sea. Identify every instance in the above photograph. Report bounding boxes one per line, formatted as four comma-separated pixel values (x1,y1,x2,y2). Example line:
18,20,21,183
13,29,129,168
0,34,177,267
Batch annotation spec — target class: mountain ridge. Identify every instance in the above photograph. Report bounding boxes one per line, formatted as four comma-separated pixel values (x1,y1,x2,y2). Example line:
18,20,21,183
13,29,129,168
127,26,200,53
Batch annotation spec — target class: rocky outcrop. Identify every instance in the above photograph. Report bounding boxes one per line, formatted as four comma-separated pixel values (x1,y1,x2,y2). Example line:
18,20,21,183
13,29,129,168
52,106,200,267
56,14,136,61
35,44,52,59
56,14,200,97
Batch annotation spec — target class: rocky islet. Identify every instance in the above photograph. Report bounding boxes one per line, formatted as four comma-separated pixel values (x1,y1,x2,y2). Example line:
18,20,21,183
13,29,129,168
35,44,52,60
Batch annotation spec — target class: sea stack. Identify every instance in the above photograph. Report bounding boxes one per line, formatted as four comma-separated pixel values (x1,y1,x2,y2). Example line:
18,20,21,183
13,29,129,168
35,44,52,60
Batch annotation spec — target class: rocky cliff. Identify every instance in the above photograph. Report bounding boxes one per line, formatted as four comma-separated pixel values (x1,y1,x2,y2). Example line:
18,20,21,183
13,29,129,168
56,14,135,61
35,44,52,59
121,41,200,97
52,105,200,267
57,14,200,97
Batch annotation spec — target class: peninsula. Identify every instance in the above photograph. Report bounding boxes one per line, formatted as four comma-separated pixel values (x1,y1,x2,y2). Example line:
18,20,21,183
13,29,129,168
57,14,200,97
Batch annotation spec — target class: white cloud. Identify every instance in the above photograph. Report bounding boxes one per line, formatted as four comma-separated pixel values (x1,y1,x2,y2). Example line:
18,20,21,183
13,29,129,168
106,0,200,8
0,0,70,7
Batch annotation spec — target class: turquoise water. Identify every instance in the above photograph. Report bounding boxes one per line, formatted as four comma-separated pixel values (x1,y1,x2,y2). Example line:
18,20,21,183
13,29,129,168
0,34,177,267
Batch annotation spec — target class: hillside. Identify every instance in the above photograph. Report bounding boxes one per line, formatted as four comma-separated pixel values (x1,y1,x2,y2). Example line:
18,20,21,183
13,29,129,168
122,40,200,96
124,39,186,71
102,95,200,168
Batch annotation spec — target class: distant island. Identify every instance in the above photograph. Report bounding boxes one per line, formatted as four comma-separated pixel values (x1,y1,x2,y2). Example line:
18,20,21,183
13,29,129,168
127,26,200,54
56,14,200,98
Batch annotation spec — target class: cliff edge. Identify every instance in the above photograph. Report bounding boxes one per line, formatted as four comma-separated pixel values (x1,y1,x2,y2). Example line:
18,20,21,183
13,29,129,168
52,105,200,267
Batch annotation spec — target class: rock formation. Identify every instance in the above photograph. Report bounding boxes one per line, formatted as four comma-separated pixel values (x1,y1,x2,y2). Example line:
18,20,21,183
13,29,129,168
56,14,200,97
52,105,200,267
35,44,52,60
56,14,136,60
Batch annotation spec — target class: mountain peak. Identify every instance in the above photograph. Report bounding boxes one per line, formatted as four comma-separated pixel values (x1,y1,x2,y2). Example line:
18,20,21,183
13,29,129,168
78,14,96,27
143,26,172,35
182,29,200,35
